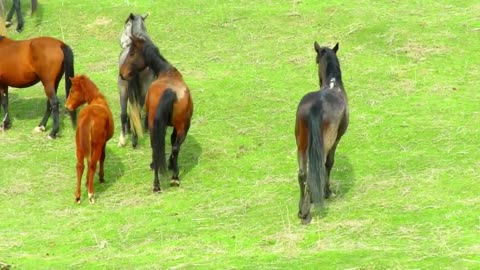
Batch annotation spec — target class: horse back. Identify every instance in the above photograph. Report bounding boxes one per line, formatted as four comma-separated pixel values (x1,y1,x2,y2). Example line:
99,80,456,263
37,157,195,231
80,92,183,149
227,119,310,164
296,88,348,153
78,103,114,144
146,69,193,130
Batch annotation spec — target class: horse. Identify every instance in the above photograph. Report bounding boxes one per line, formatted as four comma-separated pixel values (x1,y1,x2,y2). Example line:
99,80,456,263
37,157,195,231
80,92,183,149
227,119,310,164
120,37,193,193
0,35,75,138
65,75,114,204
295,42,349,224
117,13,155,148
4,0,38,33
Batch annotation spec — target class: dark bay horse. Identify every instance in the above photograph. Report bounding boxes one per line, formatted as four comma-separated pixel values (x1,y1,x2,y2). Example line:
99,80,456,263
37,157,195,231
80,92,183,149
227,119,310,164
65,75,114,204
120,37,193,192
295,42,349,224
118,13,155,147
0,35,75,138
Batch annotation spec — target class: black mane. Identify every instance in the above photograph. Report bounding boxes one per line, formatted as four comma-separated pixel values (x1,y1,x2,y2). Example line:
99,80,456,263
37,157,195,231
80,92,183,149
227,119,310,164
142,41,172,75
321,48,342,84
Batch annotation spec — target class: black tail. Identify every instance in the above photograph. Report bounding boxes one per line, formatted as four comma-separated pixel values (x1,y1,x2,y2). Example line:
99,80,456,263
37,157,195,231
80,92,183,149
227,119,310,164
307,104,326,205
62,44,76,125
151,89,176,174
127,76,144,138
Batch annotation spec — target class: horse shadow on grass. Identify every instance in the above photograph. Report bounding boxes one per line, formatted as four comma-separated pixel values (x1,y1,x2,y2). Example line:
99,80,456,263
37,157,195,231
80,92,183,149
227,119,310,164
6,92,74,134
316,153,355,219
157,133,202,190
92,146,125,200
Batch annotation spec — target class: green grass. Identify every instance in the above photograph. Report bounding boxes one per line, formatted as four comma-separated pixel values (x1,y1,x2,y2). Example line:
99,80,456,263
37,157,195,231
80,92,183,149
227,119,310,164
1,0,480,269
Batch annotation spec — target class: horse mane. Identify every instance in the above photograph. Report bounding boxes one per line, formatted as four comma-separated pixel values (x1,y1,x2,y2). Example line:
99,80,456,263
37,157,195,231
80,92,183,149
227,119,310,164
73,75,105,102
142,40,172,75
320,48,342,84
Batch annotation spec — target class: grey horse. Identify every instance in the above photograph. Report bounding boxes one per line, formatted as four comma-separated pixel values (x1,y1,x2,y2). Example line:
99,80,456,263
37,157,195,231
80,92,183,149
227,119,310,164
118,13,155,147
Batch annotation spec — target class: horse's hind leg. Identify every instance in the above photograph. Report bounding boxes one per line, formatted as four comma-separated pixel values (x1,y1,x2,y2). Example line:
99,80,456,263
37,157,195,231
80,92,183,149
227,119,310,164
168,128,177,170
0,86,10,130
75,150,85,204
297,149,312,224
48,94,60,139
87,145,103,204
169,126,188,187
118,79,128,147
98,144,106,183
325,141,339,199
35,99,51,133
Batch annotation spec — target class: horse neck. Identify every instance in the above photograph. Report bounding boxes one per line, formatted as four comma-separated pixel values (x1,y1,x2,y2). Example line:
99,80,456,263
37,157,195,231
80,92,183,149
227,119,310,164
84,88,106,105
320,64,343,89
144,48,172,76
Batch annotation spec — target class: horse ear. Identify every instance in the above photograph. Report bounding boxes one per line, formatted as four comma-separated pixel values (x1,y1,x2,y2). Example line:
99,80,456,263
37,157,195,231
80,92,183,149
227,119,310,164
314,41,321,53
129,13,135,20
142,13,150,20
332,42,339,53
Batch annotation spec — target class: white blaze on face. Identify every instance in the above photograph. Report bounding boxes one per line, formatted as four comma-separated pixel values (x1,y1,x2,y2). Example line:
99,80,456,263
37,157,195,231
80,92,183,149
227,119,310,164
120,21,133,49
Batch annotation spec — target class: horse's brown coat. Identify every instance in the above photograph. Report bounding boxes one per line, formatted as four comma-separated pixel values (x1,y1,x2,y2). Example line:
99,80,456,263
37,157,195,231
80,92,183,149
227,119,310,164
66,75,114,204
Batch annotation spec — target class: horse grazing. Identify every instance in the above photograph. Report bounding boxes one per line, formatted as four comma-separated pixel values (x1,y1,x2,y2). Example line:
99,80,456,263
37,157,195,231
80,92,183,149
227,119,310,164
118,13,155,147
65,75,114,204
120,37,193,192
0,35,75,138
295,42,349,224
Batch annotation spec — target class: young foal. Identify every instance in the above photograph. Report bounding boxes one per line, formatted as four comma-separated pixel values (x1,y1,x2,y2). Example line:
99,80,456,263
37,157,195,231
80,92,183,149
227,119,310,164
120,37,193,192
66,75,114,204
295,42,349,224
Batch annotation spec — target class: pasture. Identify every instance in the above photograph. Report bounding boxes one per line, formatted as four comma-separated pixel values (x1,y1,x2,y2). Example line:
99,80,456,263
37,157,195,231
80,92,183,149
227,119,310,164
1,0,479,268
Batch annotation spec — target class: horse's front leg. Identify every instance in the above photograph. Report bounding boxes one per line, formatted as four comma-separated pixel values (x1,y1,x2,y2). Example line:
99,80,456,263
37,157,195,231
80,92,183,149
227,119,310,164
118,78,129,147
0,86,10,130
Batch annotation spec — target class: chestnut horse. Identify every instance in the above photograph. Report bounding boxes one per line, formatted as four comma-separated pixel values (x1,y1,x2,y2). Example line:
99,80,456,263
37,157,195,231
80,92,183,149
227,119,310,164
65,75,114,204
120,37,193,192
295,42,349,224
0,35,75,138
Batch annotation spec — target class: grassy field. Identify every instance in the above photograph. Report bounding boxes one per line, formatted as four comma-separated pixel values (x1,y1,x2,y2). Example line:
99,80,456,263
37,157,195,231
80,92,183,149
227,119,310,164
1,0,480,269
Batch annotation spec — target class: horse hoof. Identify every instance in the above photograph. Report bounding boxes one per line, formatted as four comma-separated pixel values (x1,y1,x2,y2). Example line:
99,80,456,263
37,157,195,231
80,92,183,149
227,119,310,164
170,180,180,187
33,126,46,133
118,139,126,147
48,134,56,140
153,187,162,193
75,198,81,204
301,214,312,225
88,193,95,204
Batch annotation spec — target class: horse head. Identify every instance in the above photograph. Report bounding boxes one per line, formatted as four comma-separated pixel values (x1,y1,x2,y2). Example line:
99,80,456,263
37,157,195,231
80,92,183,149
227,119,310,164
314,42,340,88
119,37,147,81
120,13,150,49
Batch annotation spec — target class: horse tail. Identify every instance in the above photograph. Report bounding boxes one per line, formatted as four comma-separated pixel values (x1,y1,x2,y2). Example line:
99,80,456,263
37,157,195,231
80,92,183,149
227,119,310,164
151,89,176,174
62,43,76,125
307,103,326,205
127,77,144,139
79,117,92,164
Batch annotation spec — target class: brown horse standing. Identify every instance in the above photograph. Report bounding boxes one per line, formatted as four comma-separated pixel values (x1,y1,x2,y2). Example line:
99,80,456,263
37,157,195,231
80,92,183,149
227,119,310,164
65,75,114,204
295,42,349,224
0,35,75,138
120,37,193,192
